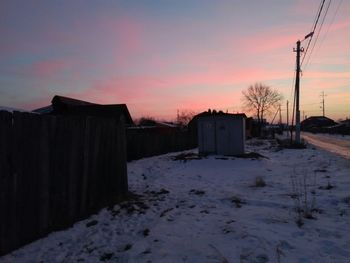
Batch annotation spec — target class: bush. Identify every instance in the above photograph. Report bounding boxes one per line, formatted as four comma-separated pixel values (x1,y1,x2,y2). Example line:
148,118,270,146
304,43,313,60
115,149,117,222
290,168,318,226
254,176,266,187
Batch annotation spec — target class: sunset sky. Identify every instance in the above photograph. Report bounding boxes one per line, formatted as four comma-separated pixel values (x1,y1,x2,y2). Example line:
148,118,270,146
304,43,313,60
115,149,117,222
1,0,349,121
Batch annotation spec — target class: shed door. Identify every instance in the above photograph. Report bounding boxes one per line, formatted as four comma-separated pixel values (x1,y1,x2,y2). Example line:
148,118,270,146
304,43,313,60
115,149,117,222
216,119,244,155
216,120,231,155
199,121,216,153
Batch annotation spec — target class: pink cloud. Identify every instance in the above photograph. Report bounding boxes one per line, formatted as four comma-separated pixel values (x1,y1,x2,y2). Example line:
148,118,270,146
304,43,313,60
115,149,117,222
50,66,292,119
329,18,350,31
8,3,349,121
238,32,300,54
161,68,291,87
30,59,71,78
223,22,308,57
302,70,350,79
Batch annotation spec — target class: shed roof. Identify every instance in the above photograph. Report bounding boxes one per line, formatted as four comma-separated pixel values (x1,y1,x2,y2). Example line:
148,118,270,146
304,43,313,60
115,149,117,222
194,111,247,119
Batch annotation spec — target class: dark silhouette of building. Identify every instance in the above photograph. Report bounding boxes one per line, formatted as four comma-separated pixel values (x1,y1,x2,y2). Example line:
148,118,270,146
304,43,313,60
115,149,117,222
33,95,134,126
301,116,336,131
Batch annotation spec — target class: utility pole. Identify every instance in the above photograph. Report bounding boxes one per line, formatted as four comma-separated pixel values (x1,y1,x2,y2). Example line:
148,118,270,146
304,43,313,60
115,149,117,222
286,100,289,127
279,104,282,125
293,40,304,143
320,91,326,116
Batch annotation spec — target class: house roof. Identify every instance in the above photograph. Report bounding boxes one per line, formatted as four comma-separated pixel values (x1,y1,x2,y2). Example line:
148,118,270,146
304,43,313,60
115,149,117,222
32,105,53,114
33,95,134,125
60,104,134,125
51,95,95,107
302,116,335,122
301,116,337,128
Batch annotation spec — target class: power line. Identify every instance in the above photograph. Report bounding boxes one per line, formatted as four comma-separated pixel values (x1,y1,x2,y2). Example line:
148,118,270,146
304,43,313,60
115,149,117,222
312,0,343,63
301,102,322,106
303,108,348,113
291,0,327,143
274,102,323,111
301,0,326,67
311,0,325,32
304,0,332,70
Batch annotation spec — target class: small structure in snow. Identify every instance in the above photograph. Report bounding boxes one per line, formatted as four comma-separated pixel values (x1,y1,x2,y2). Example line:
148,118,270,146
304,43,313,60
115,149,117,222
197,114,246,155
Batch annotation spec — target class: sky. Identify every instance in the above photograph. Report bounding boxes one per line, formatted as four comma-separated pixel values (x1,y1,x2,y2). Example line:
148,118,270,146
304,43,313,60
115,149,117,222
1,0,349,121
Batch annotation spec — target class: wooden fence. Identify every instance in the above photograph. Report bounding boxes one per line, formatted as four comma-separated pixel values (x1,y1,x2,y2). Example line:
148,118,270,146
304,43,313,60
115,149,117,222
126,127,197,161
0,111,127,256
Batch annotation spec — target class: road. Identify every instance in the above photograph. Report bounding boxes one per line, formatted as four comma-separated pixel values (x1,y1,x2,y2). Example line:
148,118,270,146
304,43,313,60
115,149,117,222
301,132,350,160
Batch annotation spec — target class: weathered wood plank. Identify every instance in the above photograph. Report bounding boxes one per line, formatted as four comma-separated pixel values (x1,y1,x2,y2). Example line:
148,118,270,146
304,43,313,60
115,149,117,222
0,111,13,254
38,115,51,235
67,117,83,222
0,113,129,256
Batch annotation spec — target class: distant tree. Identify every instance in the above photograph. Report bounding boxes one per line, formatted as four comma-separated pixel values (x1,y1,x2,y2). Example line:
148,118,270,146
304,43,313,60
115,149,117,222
137,116,157,126
176,110,197,127
242,83,283,124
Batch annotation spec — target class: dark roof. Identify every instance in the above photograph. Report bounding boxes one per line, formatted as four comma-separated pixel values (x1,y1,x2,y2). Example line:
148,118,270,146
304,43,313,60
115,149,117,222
33,95,134,125
193,111,247,119
197,114,247,121
191,111,246,122
302,116,335,122
301,116,337,128
60,104,134,125
51,95,95,107
32,105,53,114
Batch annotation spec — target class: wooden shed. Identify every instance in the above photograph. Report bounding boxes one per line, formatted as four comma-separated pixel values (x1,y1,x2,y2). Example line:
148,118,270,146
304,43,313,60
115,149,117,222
197,114,246,155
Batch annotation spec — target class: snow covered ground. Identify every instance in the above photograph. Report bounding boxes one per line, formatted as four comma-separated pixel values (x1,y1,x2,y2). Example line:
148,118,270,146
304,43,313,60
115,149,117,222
306,132,350,142
1,139,350,263
301,132,350,160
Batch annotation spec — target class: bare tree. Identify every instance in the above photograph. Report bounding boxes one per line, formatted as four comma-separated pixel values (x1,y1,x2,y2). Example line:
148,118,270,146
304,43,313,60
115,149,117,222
137,116,156,126
242,83,283,123
176,110,197,127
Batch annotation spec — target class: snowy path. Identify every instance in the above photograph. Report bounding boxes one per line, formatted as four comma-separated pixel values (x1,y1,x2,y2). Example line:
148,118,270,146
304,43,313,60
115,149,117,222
302,132,350,160
1,139,350,263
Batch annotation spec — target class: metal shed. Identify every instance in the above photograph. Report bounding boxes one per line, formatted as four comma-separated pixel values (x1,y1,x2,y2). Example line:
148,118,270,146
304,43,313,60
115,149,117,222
197,114,245,155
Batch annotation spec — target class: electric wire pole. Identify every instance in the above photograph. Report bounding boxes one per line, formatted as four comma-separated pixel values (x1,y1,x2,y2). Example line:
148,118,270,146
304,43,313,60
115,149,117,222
293,40,304,144
320,91,326,116
286,100,289,127
292,31,313,144
279,104,282,125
